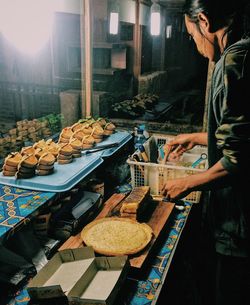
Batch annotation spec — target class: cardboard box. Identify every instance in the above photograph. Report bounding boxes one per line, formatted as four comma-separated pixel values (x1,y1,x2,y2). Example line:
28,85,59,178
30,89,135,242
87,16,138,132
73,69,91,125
27,247,129,305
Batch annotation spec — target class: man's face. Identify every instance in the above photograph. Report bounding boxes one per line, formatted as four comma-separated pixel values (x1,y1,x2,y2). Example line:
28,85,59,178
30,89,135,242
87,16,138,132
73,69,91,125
185,15,215,61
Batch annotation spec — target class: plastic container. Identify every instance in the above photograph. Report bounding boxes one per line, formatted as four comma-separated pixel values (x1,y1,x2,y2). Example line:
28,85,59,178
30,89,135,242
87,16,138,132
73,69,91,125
127,134,208,203
134,127,146,150
138,145,149,162
139,124,150,140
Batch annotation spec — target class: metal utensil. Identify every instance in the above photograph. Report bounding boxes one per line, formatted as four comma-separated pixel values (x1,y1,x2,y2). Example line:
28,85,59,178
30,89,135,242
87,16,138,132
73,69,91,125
191,153,207,168
162,197,186,210
82,142,119,155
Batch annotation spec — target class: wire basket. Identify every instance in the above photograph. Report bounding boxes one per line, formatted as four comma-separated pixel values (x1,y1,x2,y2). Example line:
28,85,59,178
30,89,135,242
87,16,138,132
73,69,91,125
127,134,208,203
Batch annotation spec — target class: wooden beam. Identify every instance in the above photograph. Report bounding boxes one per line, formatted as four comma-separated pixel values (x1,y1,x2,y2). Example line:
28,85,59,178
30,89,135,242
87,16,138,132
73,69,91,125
160,7,166,69
133,0,142,94
81,0,93,117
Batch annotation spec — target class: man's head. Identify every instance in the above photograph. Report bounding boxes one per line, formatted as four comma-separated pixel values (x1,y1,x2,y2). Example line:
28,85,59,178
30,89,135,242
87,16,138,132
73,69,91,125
183,0,250,61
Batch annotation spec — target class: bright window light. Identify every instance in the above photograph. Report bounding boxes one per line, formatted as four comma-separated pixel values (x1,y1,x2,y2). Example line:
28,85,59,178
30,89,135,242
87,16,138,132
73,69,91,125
151,12,161,36
0,0,54,55
109,12,119,35
166,25,172,39
150,2,161,36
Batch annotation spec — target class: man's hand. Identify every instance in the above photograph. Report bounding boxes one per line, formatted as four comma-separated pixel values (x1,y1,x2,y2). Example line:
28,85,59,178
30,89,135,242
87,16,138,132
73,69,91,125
161,177,190,200
165,132,208,162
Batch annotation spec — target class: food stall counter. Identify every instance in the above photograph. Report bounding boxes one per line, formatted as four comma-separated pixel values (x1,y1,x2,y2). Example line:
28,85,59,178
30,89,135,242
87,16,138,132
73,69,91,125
8,195,192,305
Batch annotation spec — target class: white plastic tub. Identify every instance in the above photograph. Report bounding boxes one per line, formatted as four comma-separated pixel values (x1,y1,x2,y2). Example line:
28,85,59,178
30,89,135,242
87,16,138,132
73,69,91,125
127,134,208,203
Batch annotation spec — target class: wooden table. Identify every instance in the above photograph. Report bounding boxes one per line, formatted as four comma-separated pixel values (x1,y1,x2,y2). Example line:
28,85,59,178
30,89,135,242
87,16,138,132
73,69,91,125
59,193,175,268
8,195,193,305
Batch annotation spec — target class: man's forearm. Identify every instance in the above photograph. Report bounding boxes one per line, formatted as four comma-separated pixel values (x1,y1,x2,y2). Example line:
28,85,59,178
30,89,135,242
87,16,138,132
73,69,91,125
187,160,229,191
193,132,208,146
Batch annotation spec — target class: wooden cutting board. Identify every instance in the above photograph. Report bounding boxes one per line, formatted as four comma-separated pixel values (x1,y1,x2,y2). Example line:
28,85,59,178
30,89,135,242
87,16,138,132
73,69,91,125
59,193,174,269
128,199,174,268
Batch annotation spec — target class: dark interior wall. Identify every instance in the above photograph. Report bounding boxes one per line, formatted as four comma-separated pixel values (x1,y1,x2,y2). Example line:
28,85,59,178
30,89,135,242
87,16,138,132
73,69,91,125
163,11,208,91
52,12,81,87
140,8,208,88
141,25,153,74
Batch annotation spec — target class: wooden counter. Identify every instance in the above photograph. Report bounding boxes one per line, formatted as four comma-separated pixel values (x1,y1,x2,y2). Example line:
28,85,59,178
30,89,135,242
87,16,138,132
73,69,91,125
59,193,175,269
7,198,192,305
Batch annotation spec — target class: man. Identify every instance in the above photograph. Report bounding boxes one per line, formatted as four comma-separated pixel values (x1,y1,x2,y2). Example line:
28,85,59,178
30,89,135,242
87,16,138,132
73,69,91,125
161,1,250,304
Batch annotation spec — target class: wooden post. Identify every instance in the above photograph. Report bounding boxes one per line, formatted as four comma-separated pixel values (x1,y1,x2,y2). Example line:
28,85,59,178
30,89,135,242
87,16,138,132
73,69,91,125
160,7,166,70
81,0,93,117
133,0,142,94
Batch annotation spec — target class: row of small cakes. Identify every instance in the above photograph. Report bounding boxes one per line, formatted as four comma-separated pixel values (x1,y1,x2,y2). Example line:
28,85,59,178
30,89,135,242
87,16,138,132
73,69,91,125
1,118,116,178
2,138,91,178
58,117,116,149
32,140,76,165
2,150,56,178
2,142,74,178
0,118,52,158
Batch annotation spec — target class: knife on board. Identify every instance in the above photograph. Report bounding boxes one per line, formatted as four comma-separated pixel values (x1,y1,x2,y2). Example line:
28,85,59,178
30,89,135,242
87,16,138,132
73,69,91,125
162,197,186,211
82,142,119,154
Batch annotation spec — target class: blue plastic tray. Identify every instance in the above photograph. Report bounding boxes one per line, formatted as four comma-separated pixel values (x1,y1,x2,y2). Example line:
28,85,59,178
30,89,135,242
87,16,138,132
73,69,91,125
84,130,132,157
0,154,103,193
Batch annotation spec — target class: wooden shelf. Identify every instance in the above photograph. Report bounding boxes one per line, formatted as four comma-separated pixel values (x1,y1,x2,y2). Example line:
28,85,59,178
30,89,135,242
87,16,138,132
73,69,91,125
93,42,127,74
93,68,124,75
93,42,126,49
